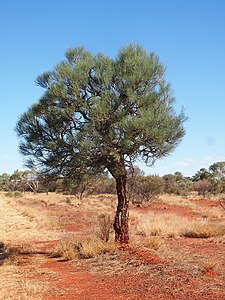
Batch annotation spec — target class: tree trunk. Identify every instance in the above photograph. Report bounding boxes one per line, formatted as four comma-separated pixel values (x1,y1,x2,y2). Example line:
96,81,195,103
114,175,129,244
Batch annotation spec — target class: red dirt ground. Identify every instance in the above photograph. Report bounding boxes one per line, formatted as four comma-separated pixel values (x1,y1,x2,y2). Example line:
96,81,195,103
134,202,197,219
25,240,225,300
2,194,225,299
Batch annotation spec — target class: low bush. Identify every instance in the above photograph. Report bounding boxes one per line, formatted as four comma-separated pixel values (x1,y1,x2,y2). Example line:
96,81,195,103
14,191,23,198
129,175,164,204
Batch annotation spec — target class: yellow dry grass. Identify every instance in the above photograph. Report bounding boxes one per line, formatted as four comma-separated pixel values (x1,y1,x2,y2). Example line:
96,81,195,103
0,191,224,298
141,236,165,251
134,211,225,238
51,237,116,260
0,265,47,300
0,195,59,243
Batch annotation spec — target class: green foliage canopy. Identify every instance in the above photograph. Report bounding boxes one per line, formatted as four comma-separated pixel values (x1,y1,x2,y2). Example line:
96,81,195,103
16,44,186,180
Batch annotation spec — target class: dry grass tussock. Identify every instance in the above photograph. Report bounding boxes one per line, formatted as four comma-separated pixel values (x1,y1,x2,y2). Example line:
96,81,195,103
134,211,225,239
96,213,113,243
51,237,116,260
196,206,225,219
183,222,225,238
141,236,165,251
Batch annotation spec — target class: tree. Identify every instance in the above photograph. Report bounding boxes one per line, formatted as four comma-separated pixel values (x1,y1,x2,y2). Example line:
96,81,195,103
8,169,40,193
163,172,193,195
192,168,211,181
10,170,27,192
174,171,183,180
209,162,225,193
162,173,176,192
24,169,40,193
0,173,11,191
16,44,186,243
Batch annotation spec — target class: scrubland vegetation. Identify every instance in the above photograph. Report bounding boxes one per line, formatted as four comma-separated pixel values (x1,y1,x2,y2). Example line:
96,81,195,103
0,174,225,299
11,201,225,294
1,161,225,200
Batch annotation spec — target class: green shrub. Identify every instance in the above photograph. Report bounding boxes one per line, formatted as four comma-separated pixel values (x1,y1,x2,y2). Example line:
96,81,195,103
4,191,22,198
14,191,22,198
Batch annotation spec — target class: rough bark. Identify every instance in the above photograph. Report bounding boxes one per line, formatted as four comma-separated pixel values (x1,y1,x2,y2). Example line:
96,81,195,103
114,175,129,244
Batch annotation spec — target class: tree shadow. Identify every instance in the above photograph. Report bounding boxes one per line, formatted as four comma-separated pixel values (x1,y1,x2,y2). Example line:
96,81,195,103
0,242,21,266
0,241,7,266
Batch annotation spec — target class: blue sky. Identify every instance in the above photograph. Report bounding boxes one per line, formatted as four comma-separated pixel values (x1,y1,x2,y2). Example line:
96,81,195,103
1,0,225,177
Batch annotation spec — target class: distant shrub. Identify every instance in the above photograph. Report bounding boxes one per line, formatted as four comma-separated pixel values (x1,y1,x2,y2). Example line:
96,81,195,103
5,191,13,197
13,191,22,198
166,179,193,196
129,175,164,204
194,179,212,197
4,191,22,198
90,178,116,195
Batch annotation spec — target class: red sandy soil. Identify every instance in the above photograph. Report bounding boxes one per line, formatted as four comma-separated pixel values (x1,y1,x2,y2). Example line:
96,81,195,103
134,202,197,220
1,194,225,299
22,240,225,300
